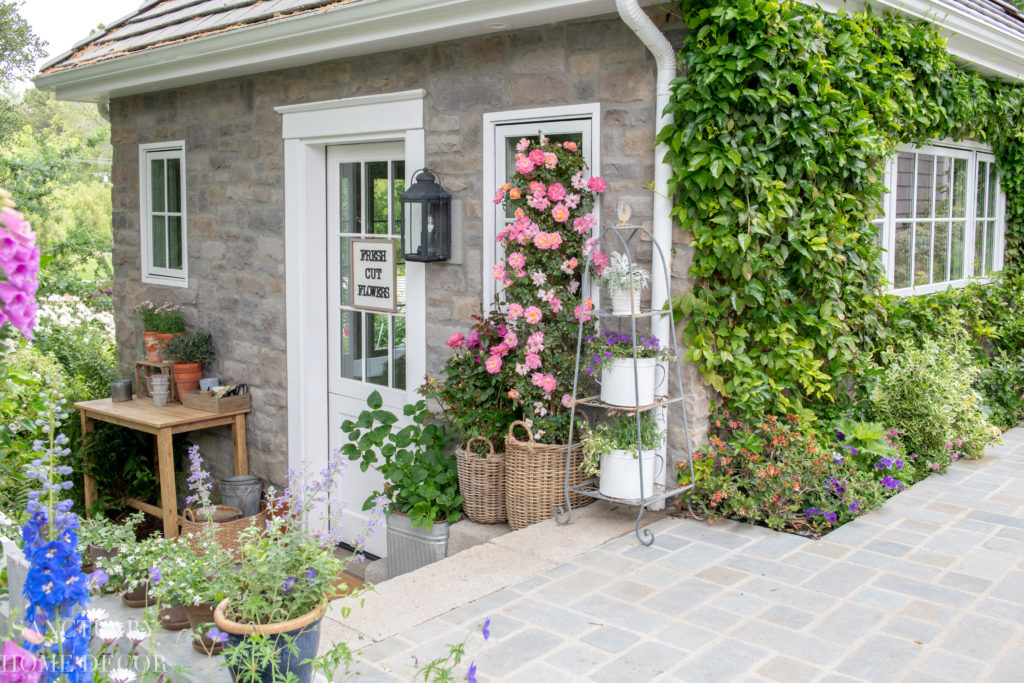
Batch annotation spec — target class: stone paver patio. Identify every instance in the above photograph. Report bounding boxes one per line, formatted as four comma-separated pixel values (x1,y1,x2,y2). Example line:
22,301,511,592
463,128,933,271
330,427,1024,682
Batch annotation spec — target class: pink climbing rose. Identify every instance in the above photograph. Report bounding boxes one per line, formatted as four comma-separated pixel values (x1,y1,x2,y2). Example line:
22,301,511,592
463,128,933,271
446,333,465,349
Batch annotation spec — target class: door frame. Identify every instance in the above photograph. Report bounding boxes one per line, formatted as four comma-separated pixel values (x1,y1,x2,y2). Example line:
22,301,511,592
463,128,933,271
278,90,426,485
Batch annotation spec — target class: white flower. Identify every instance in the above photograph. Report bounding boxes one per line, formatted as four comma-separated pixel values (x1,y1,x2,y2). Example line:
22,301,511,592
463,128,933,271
108,668,137,683
126,626,149,644
85,608,109,624
96,620,123,643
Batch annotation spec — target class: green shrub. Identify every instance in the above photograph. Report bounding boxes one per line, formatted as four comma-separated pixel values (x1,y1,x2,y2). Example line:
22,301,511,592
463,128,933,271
975,351,1024,430
869,337,1001,459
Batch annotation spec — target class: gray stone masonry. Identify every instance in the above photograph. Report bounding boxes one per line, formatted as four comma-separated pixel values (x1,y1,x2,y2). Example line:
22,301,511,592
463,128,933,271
108,7,708,485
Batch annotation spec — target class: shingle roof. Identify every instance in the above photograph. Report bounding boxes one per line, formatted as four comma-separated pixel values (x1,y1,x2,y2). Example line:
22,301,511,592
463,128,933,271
40,0,364,74
942,0,1024,40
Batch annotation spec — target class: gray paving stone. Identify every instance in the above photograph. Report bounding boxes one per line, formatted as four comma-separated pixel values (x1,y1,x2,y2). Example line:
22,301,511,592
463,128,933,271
757,655,821,683
695,565,750,586
879,528,931,547
812,603,887,644
780,550,833,572
543,642,611,674
679,524,758,550
653,620,719,652
902,671,956,683
907,549,959,569
989,571,1024,604
851,585,912,611
972,597,1024,626
646,577,724,615
939,614,1012,661
534,568,614,603
466,627,563,678
580,625,635,654
618,640,688,678
880,615,943,642
709,590,769,617
760,604,817,630
731,620,845,667
571,594,665,634
357,636,415,663
501,663,576,683
802,561,877,597
602,578,656,603
572,548,642,575
722,554,814,585
512,574,551,593
988,642,1024,682
872,573,976,607
836,633,922,680
439,589,523,625
683,604,744,631
658,541,732,573
649,533,692,551
864,539,915,557
802,541,852,559
937,571,993,594
501,599,596,637
543,562,582,579
965,509,1024,529
630,564,685,587
621,542,671,562
736,577,837,613
741,533,810,560
915,649,988,681
814,521,882,546
671,639,770,683
898,599,960,625
843,548,943,580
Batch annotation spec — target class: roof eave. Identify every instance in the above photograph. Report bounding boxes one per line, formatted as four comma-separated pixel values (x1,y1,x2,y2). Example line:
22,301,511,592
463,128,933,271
34,0,629,102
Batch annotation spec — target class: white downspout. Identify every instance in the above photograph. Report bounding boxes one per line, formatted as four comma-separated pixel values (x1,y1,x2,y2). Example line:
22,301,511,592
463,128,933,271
616,0,676,509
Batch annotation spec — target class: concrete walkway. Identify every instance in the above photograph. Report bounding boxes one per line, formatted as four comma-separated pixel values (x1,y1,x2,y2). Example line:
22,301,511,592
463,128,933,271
327,427,1024,682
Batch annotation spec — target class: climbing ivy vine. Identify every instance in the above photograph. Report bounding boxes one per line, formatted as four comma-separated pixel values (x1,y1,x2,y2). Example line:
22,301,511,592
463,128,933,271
660,0,1024,420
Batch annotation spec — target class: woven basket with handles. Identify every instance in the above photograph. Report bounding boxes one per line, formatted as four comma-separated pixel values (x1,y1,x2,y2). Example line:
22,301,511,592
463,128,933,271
455,437,506,524
504,420,592,530
179,506,268,559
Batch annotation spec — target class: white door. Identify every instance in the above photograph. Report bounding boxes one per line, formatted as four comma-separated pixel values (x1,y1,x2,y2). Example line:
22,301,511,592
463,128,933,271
326,142,408,557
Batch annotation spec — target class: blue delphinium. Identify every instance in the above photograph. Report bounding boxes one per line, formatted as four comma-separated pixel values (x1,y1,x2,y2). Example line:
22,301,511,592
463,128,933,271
19,393,92,682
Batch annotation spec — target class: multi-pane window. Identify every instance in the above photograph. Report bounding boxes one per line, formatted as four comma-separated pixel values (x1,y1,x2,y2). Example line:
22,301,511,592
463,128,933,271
140,142,187,287
878,144,1003,295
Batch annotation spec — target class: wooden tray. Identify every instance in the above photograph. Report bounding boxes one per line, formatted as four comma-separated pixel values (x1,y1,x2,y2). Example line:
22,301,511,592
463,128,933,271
181,390,251,414
135,361,177,402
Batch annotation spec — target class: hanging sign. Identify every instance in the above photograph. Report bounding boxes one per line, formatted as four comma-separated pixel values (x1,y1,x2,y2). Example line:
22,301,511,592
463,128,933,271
350,238,398,313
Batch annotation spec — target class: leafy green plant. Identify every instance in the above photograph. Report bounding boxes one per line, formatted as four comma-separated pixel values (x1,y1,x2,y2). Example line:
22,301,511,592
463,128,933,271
342,390,462,529
976,351,1024,429
162,328,216,364
601,252,650,294
869,337,1001,459
77,510,144,552
134,301,184,334
580,411,665,477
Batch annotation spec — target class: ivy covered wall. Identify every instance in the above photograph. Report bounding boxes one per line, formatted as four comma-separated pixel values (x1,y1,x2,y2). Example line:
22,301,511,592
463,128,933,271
660,0,1024,420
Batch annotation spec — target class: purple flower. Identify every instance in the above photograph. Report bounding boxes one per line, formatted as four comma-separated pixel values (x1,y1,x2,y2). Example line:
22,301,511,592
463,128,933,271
894,458,904,470
880,476,903,491
467,662,478,683
823,511,837,525
148,567,162,584
846,445,859,457
482,618,490,641
1,639,44,682
848,499,862,513
206,627,229,644
304,568,317,581
805,507,822,517
833,428,846,442
282,577,297,594
825,478,846,496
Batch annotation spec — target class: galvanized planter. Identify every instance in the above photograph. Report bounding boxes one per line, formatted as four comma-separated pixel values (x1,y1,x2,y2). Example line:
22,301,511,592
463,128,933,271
386,512,449,579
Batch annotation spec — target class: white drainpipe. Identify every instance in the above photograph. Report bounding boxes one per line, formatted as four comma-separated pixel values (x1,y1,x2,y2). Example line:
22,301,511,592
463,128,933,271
616,0,677,507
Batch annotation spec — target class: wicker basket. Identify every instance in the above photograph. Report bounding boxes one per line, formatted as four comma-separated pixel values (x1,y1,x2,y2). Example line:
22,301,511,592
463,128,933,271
180,506,268,558
455,437,506,524
504,421,592,530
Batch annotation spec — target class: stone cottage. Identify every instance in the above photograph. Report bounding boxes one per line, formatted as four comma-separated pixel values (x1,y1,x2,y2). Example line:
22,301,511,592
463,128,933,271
35,0,1024,556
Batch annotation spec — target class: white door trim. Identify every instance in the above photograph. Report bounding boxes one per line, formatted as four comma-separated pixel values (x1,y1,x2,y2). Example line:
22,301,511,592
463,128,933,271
282,92,425,483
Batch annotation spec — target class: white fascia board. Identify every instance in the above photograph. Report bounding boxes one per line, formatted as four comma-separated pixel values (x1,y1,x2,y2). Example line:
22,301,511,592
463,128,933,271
34,0,631,103
808,0,1024,82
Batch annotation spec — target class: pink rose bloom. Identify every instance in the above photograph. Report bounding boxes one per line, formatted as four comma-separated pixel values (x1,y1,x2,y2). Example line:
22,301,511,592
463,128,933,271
551,204,570,223
485,355,503,374
446,333,465,349
529,181,547,198
593,250,609,276
516,137,531,152
515,157,535,175
493,188,505,204
527,195,550,211
515,363,528,376
547,183,566,201
571,171,586,190
533,233,552,250
507,252,526,269
524,306,543,324
564,192,580,209
503,331,518,347
588,176,607,193
560,259,575,275
531,372,546,388
568,279,580,295
528,148,546,164
526,353,542,369
563,141,578,152
561,394,574,408
527,331,545,351
530,271,547,286
490,342,510,357
574,297,594,322
507,303,524,320
549,296,563,313
541,375,557,393
544,152,558,169
0,640,43,682
467,332,481,349
492,263,506,281
548,233,563,250
573,212,597,234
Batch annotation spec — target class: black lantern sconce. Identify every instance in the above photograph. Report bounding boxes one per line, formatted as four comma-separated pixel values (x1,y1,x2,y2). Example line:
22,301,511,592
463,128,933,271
400,168,452,262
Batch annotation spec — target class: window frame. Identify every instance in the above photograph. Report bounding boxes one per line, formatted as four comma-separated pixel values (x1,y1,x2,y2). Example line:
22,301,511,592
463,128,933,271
482,104,601,304
139,141,188,288
879,139,1004,296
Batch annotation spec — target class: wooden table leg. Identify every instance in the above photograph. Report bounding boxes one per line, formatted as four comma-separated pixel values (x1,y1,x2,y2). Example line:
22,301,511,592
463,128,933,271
232,413,249,476
80,410,97,517
156,427,178,539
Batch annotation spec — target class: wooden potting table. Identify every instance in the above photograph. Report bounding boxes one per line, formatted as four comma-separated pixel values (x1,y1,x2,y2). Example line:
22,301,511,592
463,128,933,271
75,397,250,539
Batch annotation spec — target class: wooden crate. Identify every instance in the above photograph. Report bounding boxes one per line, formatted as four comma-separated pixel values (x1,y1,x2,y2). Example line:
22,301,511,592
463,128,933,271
135,361,177,402
181,390,251,414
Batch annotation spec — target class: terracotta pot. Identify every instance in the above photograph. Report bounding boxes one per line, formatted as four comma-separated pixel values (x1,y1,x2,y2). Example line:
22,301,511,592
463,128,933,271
183,601,223,656
159,603,191,630
173,362,203,395
143,331,179,362
122,582,157,608
214,599,326,683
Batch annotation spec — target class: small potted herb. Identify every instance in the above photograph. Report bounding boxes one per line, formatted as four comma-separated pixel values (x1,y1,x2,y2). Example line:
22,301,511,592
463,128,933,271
584,331,674,407
581,411,665,500
77,510,144,571
162,328,216,396
601,252,650,315
135,301,184,361
341,390,463,578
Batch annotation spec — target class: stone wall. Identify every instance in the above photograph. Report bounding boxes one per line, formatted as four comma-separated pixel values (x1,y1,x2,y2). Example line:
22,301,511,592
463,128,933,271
109,8,708,487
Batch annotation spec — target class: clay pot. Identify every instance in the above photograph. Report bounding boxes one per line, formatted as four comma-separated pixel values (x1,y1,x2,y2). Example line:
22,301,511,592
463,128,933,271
173,362,202,395
122,582,157,608
183,602,222,656
214,599,326,682
159,603,191,631
143,332,179,362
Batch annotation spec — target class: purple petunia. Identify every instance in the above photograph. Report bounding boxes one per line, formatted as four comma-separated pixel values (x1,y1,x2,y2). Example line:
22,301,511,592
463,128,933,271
833,428,846,442
880,476,903,491
805,507,822,517
823,511,837,525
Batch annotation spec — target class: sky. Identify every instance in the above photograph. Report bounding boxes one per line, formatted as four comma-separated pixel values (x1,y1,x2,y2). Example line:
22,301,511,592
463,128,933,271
21,0,143,79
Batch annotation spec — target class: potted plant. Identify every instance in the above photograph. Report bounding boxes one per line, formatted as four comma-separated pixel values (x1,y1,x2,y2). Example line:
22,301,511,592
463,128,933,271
135,301,185,362
96,533,167,607
210,454,384,683
150,534,231,650
585,331,674,408
581,411,665,500
341,390,462,578
421,308,521,524
601,251,650,315
162,328,216,396
77,510,144,571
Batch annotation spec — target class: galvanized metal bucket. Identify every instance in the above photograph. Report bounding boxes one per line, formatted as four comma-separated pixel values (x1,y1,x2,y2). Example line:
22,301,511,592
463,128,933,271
386,512,449,578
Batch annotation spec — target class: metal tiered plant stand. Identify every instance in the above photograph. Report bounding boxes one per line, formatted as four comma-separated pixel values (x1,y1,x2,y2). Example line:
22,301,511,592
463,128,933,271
556,224,696,546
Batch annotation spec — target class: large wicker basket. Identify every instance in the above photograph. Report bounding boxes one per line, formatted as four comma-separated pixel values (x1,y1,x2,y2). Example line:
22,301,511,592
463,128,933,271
455,437,506,524
504,421,592,530
180,506,268,558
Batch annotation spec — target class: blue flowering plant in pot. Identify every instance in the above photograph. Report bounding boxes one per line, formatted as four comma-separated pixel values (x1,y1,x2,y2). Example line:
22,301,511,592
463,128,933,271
211,453,388,683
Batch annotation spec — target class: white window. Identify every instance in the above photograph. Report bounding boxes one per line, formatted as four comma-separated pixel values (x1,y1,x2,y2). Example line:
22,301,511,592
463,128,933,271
139,141,188,287
483,104,600,304
877,142,1004,295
